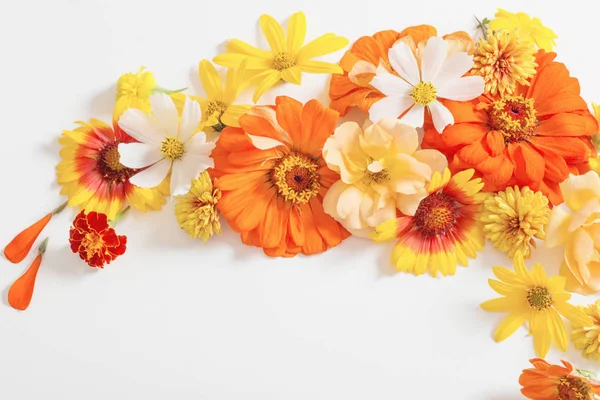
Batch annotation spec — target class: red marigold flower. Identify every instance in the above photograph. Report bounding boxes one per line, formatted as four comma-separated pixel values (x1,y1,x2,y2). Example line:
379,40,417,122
69,210,127,268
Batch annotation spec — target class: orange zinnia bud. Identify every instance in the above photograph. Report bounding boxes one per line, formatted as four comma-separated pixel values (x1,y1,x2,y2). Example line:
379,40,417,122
3,201,66,263
8,238,49,311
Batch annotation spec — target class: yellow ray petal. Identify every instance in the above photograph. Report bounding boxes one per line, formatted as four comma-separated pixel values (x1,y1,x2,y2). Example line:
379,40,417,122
494,312,527,342
547,308,568,351
199,60,223,100
226,39,272,59
287,12,306,55
480,297,517,312
297,60,343,74
223,59,247,104
252,70,281,103
492,266,525,285
259,14,286,54
221,105,251,128
530,263,548,286
531,312,551,357
281,66,302,84
296,33,349,62
554,301,593,327
213,54,272,70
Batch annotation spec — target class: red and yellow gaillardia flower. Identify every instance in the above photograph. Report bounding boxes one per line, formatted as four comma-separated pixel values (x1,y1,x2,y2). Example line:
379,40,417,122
519,358,600,399
57,119,168,220
371,168,485,277
69,210,127,268
422,50,597,205
329,25,473,117
212,96,350,257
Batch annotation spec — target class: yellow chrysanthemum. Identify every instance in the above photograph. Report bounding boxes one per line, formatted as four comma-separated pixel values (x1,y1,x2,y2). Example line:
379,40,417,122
213,11,349,102
489,8,557,51
472,31,537,96
481,251,592,357
113,67,186,123
591,103,600,151
572,300,600,361
481,186,550,259
191,60,251,136
174,172,221,241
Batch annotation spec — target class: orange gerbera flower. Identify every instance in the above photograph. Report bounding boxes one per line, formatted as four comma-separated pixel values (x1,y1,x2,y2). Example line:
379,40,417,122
329,25,473,116
212,96,349,257
519,358,600,399
422,50,597,205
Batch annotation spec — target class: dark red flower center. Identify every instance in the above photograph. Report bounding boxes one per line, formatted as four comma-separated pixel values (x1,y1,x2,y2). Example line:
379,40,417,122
97,143,136,184
271,153,320,204
488,95,537,144
557,376,591,400
414,192,459,236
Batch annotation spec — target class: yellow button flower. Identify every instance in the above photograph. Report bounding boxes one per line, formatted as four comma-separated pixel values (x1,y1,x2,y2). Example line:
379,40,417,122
489,8,557,51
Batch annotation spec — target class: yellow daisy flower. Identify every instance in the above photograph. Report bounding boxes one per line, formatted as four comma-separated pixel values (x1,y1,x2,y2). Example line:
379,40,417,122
213,11,349,102
480,186,549,259
192,60,251,135
489,9,558,51
572,300,600,361
481,251,592,357
174,172,221,241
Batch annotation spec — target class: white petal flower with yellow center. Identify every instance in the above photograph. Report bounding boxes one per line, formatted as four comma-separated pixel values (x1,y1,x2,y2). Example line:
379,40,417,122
118,93,216,196
369,36,484,133
322,119,447,237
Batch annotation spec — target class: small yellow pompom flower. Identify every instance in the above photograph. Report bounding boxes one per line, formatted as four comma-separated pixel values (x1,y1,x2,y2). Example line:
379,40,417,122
572,300,600,361
472,31,537,96
591,103,600,151
480,186,550,258
114,67,157,122
489,9,557,51
174,172,222,241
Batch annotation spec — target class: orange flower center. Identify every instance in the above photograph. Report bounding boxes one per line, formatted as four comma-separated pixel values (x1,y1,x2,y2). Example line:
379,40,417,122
526,286,552,310
97,143,135,184
414,192,458,236
273,52,296,71
488,95,537,144
81,231,105,258
271,153,320,204
557,376,591,400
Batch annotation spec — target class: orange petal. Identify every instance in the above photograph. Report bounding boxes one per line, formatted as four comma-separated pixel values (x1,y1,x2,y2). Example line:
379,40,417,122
8,254,43,311
4,213,52,264
300,99,339,156
509,143,545,184
485,130,506,156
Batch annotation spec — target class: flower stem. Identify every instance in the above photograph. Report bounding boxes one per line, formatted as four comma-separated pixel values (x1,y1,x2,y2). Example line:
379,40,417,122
152,86,187,95
52,200,68,216
474,15,488,40
110,206,131,228
38,237,49,255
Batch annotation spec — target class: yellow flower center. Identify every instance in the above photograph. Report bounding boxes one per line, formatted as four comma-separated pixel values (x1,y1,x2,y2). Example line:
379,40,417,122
368,169,389,184
82,232,104,257
160,137,185,161
526,286,552,310
414,192,459,236
97,143,135,184
488,95,537,144
206,100,228,119
273,52,296,71
411,81,437,106
271,153,320,204
557,376,591,400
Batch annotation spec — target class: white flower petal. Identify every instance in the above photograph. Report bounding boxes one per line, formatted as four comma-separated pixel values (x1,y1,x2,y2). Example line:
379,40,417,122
370,73,412,96
433,52,475,87
247,134,286,150
367,160,384,173
179,97,202,142
421,36,448,83
117,142,163,169
369,96,414,123
118,109,165,145
150,93,179,137
388,42,421,85
429,100,454,133
399,104,425,128
413,149,448,173
436,75,484,101
186,134,216,157
129,158,171,189
170,154,213,196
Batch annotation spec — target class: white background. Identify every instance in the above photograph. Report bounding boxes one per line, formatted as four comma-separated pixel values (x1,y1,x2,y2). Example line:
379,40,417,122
1,0,599,398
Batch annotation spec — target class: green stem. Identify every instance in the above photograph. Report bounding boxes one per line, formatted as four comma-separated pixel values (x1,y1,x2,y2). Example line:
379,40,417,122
52,200,68,216
474,15,487,40
38,237,49,255
110,206,131,228
152,86,187,95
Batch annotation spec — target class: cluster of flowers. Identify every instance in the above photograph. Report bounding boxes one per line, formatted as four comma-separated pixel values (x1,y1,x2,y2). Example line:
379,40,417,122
4,9,600,397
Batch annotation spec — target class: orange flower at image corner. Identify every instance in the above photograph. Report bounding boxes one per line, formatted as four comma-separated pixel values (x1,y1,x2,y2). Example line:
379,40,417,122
422,50,597,205
519,358,600,399
212,96,350,257
328,25,474,116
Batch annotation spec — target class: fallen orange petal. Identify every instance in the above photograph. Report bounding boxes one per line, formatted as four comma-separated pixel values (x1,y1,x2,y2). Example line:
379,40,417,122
4,213,52,263
8,253,43,311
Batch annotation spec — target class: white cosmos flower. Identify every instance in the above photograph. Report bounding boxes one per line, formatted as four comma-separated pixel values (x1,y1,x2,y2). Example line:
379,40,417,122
117,93,215,196
369,36,485,133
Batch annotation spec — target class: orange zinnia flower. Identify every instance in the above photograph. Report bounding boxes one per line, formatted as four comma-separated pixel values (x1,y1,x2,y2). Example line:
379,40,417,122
519,358,600,399
329,25,473,116
422,50,597,205
212,96,349,257
8,238,49,311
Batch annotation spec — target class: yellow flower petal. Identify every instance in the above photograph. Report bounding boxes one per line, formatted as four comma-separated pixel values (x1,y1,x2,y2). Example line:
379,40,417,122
492,266,525,285
480,297,518,312
226,39,272,59
199,60,223,100
554,301,593,327
489,279,519,296
221,105,251,128
213,53,272,70
252,70,281,103
281,66,302,84
546,275,566,293
530,263,548,286
259,14,286,54
296,33,349,62
547,308,568,351
494,312,527,342
297,60,343,74
287,11,306,55
223,59,247,104
531,312,551,357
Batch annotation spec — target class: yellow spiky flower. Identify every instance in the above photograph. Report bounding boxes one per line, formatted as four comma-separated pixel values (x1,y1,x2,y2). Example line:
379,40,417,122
489,8,558,51
481,186,550,259
572,300,600,361
174,172,221,241
472,31,537,96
